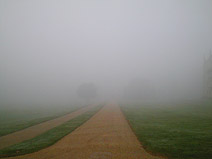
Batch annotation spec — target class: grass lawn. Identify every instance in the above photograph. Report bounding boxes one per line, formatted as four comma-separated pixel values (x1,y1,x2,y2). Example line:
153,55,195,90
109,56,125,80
0,105,82,137
121,101,212,159
0,104,102,158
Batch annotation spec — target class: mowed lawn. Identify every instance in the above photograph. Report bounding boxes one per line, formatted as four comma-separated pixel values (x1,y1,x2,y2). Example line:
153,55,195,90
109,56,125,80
122,101,212,159
0,105,81,137
0,105,102,158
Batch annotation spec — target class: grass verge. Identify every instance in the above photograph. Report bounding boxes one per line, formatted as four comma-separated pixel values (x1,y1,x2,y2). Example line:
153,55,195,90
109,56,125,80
0,104,102,158
121,102,212,159
0,106,82,137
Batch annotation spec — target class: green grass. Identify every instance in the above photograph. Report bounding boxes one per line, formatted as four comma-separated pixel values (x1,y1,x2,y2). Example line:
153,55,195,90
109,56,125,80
0,104,102,158
0,105,82,137
121,102,212,159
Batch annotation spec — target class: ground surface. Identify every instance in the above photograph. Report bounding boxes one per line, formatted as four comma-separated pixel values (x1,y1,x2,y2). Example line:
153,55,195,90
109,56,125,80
0,104,97,149
122,103,212,159
0,105,80,137
0,105,102,158
5,103,163,159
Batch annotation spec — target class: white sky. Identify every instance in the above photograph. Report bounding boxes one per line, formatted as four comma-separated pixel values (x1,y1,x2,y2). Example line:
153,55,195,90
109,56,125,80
1,0,212,104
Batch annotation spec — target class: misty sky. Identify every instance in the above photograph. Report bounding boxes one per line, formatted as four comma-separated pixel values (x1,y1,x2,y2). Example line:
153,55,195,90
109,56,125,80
1,0,212,104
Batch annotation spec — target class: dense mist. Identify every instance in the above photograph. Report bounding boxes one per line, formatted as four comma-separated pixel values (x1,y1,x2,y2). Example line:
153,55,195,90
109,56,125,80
1,0,212,106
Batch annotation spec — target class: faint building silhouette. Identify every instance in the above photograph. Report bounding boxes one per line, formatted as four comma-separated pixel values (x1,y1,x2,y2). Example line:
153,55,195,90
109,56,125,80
203,51,212,98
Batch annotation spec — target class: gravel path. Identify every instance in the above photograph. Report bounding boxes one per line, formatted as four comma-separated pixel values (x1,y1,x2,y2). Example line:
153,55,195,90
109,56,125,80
0,104,97,149
5,103,164,159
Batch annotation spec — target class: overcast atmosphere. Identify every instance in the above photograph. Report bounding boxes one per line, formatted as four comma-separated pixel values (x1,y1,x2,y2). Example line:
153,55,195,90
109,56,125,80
1,1,212,158
1,0,212,106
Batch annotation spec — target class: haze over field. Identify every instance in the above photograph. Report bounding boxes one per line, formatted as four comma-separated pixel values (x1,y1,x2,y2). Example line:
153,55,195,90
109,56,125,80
1,0,212,106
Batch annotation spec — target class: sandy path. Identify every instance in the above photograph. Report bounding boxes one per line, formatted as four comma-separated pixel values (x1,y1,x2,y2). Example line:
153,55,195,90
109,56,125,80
0,104,97,149
6,103,163,159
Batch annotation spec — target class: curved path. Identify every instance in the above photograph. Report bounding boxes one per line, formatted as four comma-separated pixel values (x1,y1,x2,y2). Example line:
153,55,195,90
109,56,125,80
6,103,163,159
0,104,97,149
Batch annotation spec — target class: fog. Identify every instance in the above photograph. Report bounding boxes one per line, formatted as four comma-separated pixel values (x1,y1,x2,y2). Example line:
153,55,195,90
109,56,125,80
1,0,212,106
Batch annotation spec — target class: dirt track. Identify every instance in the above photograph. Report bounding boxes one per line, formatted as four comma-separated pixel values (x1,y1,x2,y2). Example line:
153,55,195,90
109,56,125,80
7,103,163,159
0,104,97,149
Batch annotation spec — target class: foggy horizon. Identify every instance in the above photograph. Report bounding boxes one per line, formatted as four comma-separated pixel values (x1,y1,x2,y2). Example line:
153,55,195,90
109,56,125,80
1,0,212,106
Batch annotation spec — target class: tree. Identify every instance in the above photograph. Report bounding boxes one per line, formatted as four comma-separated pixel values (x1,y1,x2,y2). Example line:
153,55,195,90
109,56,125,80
76,83,97,103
